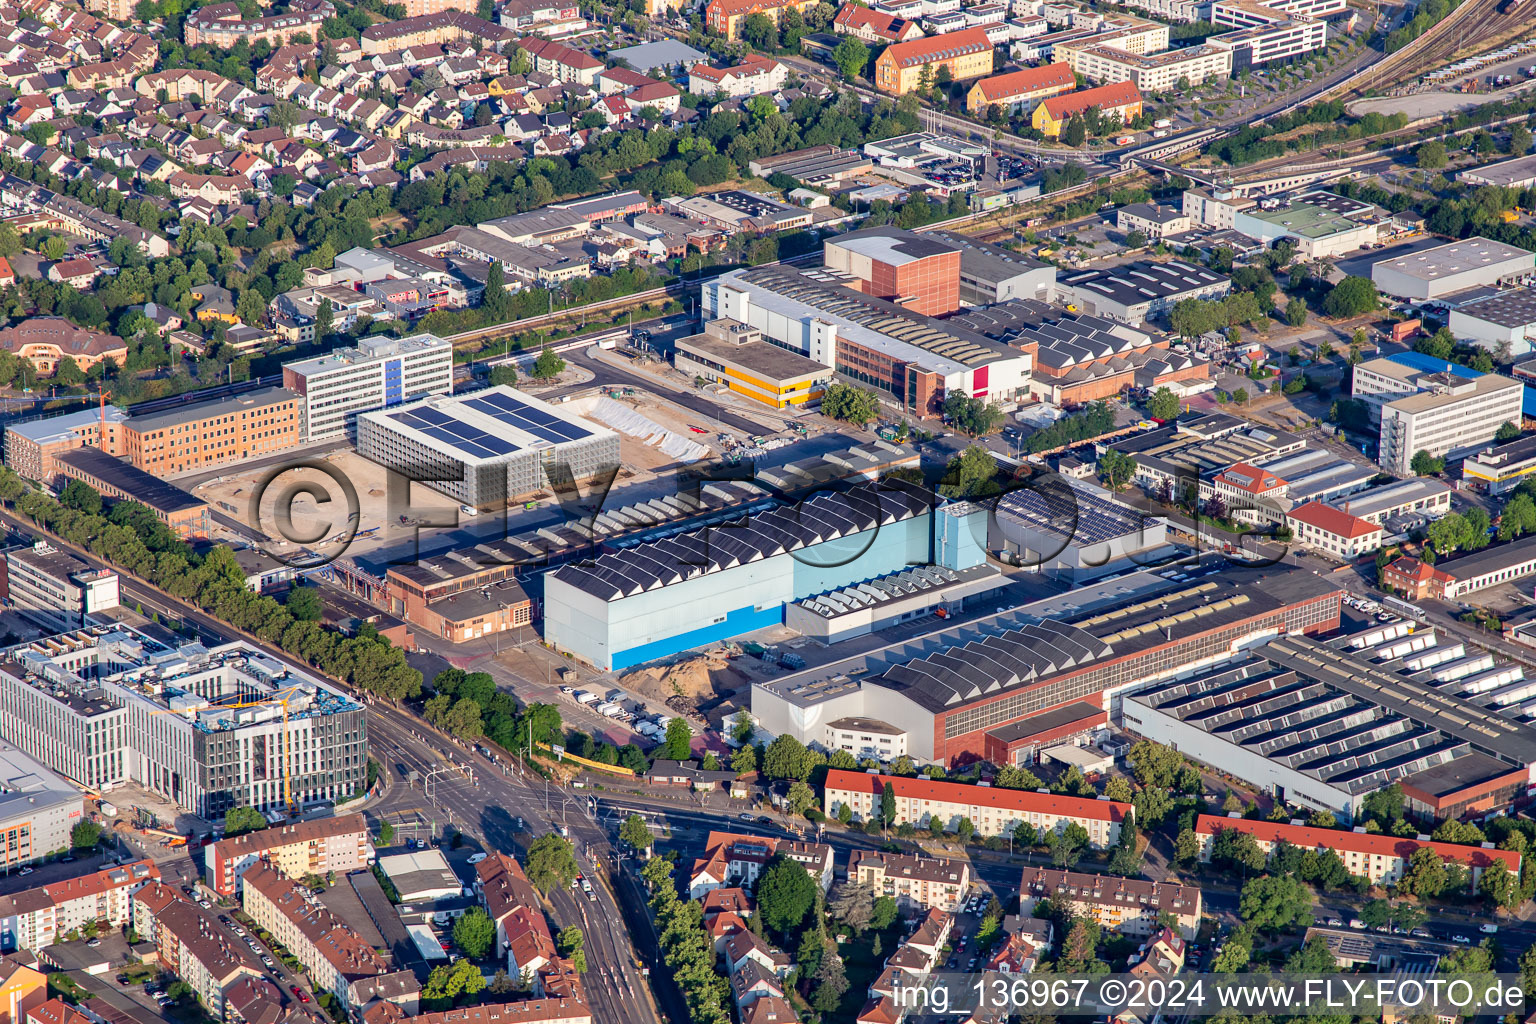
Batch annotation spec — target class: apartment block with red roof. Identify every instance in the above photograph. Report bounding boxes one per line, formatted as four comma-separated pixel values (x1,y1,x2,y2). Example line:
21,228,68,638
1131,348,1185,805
825,771,1130,846
687,53,787,99
873,27,995,95
0,860,158,953
362,1001,592,1024
204,813,369,897
1019,868,1202,938
1285,500,1383,559
832,3,923,43
1193,814,1521,887
848,850,969,911
965,61,1075,115
240,863,419,1018
704,0,818,39
1207,460,1289,525
1381,555,1454,601
1032,80,1142,137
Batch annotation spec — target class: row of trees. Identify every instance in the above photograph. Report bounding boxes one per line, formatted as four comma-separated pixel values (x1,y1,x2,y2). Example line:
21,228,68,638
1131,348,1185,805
641,857,730,1024
2,469,421,707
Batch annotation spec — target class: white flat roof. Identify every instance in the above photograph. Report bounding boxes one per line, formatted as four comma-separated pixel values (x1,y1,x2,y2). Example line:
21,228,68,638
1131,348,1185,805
360,385,616,466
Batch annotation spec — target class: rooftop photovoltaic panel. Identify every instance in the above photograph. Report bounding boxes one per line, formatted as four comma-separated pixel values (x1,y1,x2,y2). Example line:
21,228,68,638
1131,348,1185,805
463,390,593,444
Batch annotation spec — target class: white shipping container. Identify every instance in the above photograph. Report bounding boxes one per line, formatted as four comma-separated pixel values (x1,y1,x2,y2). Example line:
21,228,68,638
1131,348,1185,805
1153,118,1172,128
596,702,620,715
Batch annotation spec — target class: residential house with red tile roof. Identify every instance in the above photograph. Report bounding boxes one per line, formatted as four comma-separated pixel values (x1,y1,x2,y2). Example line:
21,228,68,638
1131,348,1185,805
832,3,922,43
824,771,1131,845
689,832,833,900
1285,500,1383,559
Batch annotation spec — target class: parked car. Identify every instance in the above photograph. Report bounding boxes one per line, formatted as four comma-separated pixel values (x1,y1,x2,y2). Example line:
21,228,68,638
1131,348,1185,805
467,853,488,864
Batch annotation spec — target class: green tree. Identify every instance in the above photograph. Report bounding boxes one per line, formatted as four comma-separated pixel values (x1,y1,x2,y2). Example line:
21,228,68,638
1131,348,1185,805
1496,421,1521,443
532,345,565,379
1417,140,1447,169
1398,847,1448,898
1146,386,1180,421
731,745,757,774
1174,827,1200,865
1514,125,1534,155
452,908,496,959
1286,297,1308,327
939,445,999,499
524,835,578,893
1478,860,1518,910
833,34,869,80
1411,450,1446,477
223,806,267,837
1239,874,1313,932
942,392,1004,436
489,365,518,387
757,855,818,940
314,296,334,339
70,820,102,850
871,896,899,930
54,356,84,386
1097,449,1137,490
660,717,692,761
556,925,584,967
619,814,652,854
995,764,1043,789
788,780,816,816
285,585,323,622
378,820,395,847
1323,276,1379,319
819,382,882,426
1063,118,1087,147
880,782,896,829
41,236,66,262
762,735,817,781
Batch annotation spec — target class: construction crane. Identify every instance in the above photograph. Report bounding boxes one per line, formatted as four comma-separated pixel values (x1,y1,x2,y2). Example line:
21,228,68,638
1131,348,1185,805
147,691,300,811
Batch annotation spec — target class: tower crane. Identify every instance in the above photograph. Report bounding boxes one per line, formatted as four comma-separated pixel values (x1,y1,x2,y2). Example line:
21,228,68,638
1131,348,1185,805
147,690,302,811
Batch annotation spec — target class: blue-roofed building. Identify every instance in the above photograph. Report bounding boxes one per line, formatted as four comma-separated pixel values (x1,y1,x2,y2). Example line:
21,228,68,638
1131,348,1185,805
1384,351,1536,418
355,385,620,509
1353,356,1527,474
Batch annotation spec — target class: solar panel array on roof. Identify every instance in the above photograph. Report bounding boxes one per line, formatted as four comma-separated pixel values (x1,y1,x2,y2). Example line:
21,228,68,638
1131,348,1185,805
390,405,518,460
551,482,932,601
462,389,591,444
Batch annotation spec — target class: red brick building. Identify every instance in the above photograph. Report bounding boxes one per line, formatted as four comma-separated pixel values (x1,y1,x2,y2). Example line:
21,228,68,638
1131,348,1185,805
824,227,962,317
1381,555,1453,600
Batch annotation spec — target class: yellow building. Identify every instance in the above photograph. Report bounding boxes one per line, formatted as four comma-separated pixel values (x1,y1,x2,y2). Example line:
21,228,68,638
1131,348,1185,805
0,955,46,1024
705,0,819,39
1032,80,1143,137
673,319,831,409
875,27,996,95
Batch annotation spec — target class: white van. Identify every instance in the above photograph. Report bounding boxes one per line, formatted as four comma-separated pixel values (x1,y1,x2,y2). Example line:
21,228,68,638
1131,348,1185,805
460,504,479,517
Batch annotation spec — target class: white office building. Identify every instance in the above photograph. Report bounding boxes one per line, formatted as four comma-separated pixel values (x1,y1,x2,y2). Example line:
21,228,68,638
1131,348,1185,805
2,540,118,630
281,334,454,442
1351,357,1526,474
0,627,367,817
356,386,620,509
1372,237,1535,301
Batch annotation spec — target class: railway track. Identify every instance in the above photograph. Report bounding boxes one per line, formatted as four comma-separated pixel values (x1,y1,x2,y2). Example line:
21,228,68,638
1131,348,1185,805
1345,0,1514,96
